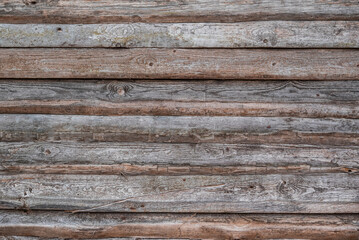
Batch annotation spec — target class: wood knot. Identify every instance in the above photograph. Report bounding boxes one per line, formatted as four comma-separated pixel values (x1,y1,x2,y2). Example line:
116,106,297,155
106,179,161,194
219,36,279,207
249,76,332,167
106,82,133,99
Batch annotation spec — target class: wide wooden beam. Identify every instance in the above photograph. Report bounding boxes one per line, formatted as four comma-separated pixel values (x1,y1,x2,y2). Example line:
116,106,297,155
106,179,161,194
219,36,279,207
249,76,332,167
0,80,358,118
1,0,359,23
1,22,359,48
1,114,359,145
1,211,358,239
1,49,358,79
0,173,357,213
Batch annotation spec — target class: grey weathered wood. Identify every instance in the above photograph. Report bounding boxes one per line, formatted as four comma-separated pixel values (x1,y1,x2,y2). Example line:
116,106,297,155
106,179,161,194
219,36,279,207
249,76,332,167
1,80,359,118
1,49,359,80
1,142,357,175
1,22,359,48
1,114,359,145
0,211,358,239
0,173,358,213
1,0,359,23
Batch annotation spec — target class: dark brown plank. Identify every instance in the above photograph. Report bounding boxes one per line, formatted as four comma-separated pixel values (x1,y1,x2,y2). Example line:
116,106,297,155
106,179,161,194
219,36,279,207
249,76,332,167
1,142,357,175
0,80,358,118
1,114,358,146
1,0,359,23
1,22,359,48
0,211,358,239
1,49,358,80
0,173,357,213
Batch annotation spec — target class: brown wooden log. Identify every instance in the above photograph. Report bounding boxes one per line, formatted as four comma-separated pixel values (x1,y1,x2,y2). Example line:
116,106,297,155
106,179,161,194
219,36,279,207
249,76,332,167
0,173,357,213
1,49,358,80
0,80,358,118
1,0,359,23
1,22,359,48
0,211,358,239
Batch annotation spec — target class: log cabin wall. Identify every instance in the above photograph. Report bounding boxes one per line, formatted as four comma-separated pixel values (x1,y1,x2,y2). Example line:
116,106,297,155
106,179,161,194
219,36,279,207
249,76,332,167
0,1,358,239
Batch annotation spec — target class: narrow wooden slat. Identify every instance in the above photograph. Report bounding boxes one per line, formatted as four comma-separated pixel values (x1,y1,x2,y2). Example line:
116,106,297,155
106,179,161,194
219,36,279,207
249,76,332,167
1,49,358,80
1,80,359,118
1,142,357,175
0,173,358,213
1,22,359,48
1,114,359,145
0,211,358,239
1,0,359,23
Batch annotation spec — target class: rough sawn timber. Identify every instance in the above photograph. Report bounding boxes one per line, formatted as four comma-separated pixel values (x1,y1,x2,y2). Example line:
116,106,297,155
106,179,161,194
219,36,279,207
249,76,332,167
1,22,359,48
1,49,359,80
0,80,358,118
1,0,359,23
0,211,358,239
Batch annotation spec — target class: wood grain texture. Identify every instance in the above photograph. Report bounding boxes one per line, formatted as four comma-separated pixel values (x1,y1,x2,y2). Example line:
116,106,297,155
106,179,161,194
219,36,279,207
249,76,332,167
1,22,359,48
1,114,359,146
1,142,358,175
1,49,359,80
0,173,358,213
0,211,358,239
1,80,359,118
1,0,359,23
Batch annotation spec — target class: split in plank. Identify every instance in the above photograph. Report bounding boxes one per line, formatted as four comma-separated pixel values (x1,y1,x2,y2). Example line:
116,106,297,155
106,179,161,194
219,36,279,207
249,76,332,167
0,173,358,213
1,114,358,145
1,49,359,80
0,80,358,118
0,211,358,239
1,0,359,23
1,22,359,48
1,142,357,175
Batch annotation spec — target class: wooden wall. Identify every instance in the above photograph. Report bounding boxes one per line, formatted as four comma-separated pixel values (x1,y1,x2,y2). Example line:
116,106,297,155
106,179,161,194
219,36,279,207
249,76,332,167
0,1,358,239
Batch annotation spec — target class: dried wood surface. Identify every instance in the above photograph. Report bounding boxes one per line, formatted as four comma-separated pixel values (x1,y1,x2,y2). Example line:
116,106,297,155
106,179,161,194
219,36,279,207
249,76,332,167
1,49,359,80
0,80,358,118
0,211,358,239
0,173,358,213
1,22,359,48
1,0,359,23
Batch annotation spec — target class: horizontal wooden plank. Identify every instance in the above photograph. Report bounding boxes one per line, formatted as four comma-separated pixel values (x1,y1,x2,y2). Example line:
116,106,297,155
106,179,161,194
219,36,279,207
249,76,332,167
1,142,358,175
1,49,358,80
0,211,358,239
1,80,359,118
1,22,359,48
1,114,358,145
0,173,358,213
1,0,359,23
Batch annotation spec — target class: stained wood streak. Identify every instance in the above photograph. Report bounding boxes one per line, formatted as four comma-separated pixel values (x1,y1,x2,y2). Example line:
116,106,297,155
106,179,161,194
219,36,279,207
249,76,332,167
1,0,359,23
1,80,359,118
1,142,358,175
0,211,358,239
0,173,358,213
1,49,359,80
1,114,359,146
1,22,359,48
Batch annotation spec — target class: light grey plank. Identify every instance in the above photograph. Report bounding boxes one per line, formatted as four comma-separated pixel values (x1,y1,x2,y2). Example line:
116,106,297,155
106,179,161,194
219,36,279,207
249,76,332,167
1,22,358,48
0,173,357,213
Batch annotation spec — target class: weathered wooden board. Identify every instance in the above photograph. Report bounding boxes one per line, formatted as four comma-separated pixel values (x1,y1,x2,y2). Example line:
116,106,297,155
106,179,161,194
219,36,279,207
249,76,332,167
1,80,359,118
0,173,358,213
1,142,358,175
1,211,358,239
1,49,359,80
1,114,359,145
1,22,359,48
1,0,359,23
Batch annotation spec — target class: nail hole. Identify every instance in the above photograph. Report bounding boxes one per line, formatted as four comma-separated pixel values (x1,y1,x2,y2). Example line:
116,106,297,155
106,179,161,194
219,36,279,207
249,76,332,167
272,62,276,66
263,39,268,43
183,179,186,182
316,94,320,97
57,27,62,32
348,169,352,172
149,62,153,66
30,1,37,4
173,50,176,53
267,125,271,129
249,186,254,189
